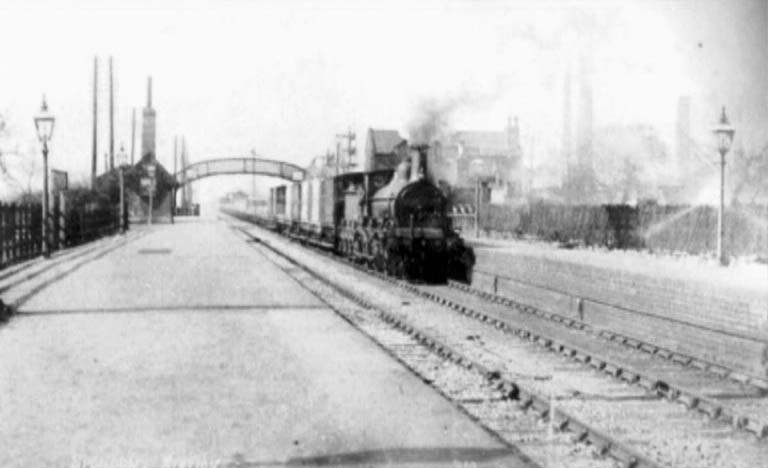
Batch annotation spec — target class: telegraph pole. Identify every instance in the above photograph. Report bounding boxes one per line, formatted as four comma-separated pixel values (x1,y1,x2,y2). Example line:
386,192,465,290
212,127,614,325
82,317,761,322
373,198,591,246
335,141,341,175
91,56,98,187
172,135,178,222
335,129,356,170
109,56,115,170
130,108,136,165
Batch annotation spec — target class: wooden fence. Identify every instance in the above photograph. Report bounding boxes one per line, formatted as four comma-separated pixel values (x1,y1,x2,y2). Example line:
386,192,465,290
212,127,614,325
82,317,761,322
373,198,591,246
0,203,42,267
460,202,768,258
0,196,122,270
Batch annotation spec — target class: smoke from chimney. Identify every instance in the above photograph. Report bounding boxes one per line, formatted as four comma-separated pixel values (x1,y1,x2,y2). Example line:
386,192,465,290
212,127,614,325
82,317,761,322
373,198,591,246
407,88,501,144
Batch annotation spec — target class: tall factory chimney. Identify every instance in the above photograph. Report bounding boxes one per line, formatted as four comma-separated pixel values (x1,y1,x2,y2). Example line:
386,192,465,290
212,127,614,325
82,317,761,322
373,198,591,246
561,68,572,188
675,95,691,181
141,76,156,161
576,49,594,172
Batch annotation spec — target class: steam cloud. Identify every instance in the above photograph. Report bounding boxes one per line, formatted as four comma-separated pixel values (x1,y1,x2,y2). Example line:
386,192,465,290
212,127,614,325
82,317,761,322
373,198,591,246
407,87,502,144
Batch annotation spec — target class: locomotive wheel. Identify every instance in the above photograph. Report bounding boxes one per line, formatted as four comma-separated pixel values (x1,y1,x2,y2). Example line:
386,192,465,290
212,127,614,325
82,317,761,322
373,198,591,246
387,251,404,278
427,255,448,284
353,236,365,263
385,252,395,276
371,238,385,272
395,255,406,279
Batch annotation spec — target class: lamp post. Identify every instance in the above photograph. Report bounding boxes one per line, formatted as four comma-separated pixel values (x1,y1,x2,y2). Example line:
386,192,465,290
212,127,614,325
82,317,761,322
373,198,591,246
144,162,157,226
33,96,55,258
116,145,128,233
712,106,735,266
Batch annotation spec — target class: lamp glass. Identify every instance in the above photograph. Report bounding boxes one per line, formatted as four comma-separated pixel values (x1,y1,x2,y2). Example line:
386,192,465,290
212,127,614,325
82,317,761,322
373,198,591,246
34,100,55,143
718,132,733,154
116,147,129,167
713,107,735,156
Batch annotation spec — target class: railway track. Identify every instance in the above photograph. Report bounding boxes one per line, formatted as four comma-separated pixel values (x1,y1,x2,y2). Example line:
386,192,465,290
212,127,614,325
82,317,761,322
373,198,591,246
234,223,634,468
279,214,768,438
461,269,768,391
228,215,768,468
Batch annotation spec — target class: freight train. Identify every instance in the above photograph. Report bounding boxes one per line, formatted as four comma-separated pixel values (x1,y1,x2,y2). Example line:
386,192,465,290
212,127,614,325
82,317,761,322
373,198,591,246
250,144,474,283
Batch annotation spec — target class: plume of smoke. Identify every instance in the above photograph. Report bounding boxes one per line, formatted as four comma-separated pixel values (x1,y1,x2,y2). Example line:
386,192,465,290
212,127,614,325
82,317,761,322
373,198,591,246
407,88,501,144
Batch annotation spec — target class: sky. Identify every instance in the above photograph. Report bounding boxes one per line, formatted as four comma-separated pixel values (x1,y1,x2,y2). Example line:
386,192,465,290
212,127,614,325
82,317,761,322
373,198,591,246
0,0,766,207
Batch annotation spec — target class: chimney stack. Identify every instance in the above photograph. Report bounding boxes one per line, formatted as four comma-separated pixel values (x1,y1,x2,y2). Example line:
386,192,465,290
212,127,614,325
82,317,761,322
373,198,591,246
675,95,691,181
141,76,157,160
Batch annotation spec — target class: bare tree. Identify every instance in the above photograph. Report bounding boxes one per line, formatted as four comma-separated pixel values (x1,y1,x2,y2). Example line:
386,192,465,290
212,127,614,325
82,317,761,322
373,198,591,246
0,113,38,199
730,143,768,205
0,113,9,177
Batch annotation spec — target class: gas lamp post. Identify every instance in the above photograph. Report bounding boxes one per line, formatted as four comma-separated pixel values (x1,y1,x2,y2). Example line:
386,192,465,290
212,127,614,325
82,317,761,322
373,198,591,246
116,145,129,233
712,106,735,266
144,162,157,225
33,96,55,258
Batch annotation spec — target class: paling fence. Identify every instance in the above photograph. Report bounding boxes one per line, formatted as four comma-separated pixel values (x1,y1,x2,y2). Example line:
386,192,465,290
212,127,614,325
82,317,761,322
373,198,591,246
452,202,768,258
0,194,123,270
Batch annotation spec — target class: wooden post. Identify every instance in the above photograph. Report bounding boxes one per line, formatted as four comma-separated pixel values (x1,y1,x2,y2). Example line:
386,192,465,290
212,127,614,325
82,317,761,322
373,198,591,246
59,193,67,248
0,203,5,266
10,205,16,261
79,209,85,245
474,178,480,238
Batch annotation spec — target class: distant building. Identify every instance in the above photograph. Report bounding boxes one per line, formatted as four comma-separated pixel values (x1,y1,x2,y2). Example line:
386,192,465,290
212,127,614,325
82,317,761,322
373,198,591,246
363,129,407,171
430,118,523,202
92,152,176,224
126,153,176,224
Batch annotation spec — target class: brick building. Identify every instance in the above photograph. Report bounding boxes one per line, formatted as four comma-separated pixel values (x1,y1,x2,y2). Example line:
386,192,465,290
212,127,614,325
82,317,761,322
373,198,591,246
363,129,408,171
430,118,523,202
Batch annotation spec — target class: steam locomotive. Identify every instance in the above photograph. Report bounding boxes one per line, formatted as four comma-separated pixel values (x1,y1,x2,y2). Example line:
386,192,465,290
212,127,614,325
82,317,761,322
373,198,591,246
261,144,474,283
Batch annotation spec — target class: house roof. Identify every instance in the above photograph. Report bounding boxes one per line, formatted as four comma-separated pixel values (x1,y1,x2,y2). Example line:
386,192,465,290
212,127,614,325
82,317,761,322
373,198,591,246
449,131,516,157
368,129,405,154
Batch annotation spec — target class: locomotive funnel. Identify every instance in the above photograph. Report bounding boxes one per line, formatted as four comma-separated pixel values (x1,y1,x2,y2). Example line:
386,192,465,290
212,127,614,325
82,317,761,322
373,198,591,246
409,144,429,182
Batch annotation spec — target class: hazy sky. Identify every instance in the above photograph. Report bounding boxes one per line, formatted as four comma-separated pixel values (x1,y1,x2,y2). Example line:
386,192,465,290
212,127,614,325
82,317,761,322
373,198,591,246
1,0,765,205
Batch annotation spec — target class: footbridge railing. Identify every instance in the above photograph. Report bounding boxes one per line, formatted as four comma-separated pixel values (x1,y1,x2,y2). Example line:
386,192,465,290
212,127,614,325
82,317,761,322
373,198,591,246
174,157,305,186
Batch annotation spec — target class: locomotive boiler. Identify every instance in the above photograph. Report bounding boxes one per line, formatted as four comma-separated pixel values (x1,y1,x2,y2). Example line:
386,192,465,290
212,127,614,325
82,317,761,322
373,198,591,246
267,144,474,283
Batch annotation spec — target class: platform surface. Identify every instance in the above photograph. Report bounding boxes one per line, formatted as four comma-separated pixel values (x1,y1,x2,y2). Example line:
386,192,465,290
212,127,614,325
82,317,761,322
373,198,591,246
0,219,529,468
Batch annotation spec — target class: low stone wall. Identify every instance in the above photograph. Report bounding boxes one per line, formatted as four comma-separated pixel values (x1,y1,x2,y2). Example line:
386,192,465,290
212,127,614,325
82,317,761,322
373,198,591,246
472,250,768,377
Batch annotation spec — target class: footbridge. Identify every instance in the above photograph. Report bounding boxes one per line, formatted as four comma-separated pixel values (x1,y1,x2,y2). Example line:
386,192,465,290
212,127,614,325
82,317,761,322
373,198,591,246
173,157,305,186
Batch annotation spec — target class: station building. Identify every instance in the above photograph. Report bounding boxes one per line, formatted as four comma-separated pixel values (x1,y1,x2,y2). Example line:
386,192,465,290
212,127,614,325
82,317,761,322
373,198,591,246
429,118,524,203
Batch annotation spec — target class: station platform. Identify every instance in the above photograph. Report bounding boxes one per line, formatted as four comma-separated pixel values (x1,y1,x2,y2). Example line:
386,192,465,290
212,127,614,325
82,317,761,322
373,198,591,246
466,236,768,377
0,219,526,468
